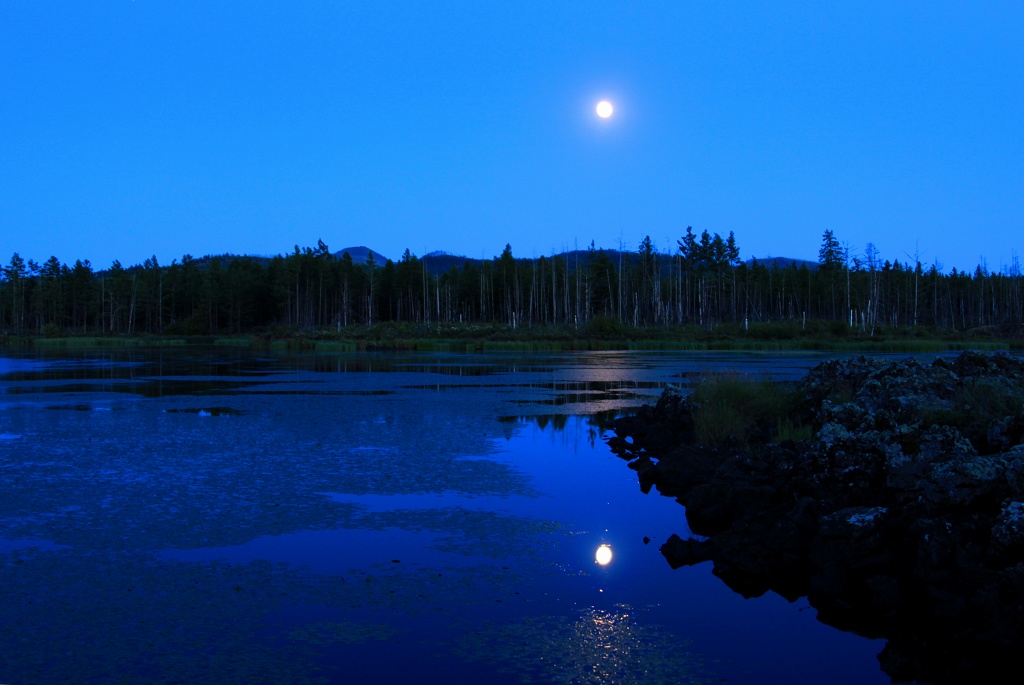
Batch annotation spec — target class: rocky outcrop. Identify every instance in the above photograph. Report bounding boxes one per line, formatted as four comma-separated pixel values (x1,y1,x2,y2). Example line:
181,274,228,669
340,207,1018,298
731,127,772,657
609,351,1024,684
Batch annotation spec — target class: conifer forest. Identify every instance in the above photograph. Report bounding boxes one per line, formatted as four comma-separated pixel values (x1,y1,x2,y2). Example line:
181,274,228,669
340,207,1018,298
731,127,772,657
2,229,1021,337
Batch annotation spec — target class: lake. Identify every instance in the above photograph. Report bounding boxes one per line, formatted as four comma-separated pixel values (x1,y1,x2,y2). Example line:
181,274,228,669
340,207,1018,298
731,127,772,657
1,347,903,684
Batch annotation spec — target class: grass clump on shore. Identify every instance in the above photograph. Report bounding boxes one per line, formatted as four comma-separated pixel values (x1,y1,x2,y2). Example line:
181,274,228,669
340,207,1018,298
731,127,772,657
690,374,812,446
3,318,1020,353
919,378,1024,453
33,337,187,348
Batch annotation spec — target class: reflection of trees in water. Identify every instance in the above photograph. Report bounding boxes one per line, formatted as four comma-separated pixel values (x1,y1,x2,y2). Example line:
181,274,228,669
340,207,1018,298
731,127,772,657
533,413,570,432
455,605,715,685
501,411,629,448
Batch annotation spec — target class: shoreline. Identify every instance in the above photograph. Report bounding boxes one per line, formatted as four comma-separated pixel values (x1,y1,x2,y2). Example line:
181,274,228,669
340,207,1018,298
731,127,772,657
608,351,1024,684
2,322,1021,353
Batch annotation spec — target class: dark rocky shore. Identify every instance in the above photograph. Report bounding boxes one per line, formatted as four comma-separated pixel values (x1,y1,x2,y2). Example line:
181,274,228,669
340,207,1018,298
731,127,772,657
608,351,1024,684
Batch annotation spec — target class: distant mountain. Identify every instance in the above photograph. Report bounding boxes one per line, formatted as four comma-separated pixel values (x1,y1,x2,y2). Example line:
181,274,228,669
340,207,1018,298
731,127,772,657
225,243,820,276
169,245,816,275
332,246,390,265
422,252,474,274
746,256,818,270
419,247,634,276
97,244,820,275
414,249,821,275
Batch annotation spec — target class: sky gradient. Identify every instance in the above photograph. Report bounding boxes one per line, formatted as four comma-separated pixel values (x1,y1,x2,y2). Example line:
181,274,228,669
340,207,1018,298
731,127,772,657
2,1,1022,272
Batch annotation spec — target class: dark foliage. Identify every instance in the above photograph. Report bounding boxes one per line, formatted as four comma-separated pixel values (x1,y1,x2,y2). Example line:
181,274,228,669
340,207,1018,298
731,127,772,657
2,230,1021,337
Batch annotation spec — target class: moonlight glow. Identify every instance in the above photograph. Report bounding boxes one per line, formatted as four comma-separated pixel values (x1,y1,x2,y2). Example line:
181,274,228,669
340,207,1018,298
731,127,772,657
595,100,614,118
595,544,613,566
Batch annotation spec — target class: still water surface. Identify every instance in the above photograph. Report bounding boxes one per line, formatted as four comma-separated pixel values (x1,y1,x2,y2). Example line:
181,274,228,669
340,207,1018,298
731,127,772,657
1,348,898,684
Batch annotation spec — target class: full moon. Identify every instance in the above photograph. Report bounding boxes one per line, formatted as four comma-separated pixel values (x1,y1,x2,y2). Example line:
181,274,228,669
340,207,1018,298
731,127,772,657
595,100,614,118
595,544,613,566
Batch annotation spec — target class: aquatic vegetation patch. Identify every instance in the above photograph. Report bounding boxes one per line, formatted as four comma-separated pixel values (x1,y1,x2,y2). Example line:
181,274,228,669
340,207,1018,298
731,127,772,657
0,536,68,553
44,403,116,411
1,521,563,685
0,549,335,685
357,506,564,559
0,371,568,679
288,620,396,646
0,388,544,552
5,347,808,684
241,389,394,396
164,406,245,416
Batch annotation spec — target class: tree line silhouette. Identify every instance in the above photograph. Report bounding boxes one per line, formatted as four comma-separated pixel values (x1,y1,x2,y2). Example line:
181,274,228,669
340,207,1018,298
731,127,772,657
2,230,1021,336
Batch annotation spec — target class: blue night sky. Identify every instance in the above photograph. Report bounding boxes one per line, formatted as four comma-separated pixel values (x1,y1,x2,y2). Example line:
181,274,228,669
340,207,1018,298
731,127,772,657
2,1,1022,272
